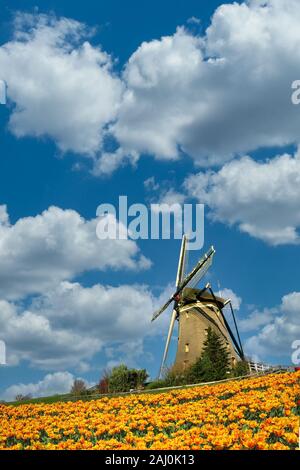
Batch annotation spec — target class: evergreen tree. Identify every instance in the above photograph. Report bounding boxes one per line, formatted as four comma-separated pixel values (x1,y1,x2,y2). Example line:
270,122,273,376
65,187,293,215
189,327,231,382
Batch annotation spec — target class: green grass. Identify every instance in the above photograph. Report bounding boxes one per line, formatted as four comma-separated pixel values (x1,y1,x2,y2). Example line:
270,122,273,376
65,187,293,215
6,370,286,407
9,394,74,406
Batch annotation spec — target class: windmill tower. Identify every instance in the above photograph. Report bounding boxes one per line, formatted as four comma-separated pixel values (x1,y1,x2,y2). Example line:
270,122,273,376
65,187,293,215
152,235,244,377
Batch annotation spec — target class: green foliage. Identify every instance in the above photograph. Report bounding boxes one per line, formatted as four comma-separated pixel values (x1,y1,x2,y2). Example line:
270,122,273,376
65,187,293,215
147,330,233,389
108,364,148,393
232,360,250,377
70,379,87,395
135,369,148,389
188,327,231,383
14,394,32,402
146,380,165,390
162,368,187,387
146,368,188,389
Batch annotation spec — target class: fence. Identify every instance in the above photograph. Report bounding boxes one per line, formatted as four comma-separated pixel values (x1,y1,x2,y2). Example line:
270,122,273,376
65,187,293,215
247,361,290,374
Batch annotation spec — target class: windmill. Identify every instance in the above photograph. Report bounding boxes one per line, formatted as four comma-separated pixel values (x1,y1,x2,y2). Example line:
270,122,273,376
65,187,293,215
152,235,244,378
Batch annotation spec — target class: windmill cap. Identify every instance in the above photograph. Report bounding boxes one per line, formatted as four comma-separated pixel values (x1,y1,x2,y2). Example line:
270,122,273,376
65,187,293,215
181,287,228,308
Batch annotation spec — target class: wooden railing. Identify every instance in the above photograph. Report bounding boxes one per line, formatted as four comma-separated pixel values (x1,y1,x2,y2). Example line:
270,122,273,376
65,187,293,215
247,361,291,373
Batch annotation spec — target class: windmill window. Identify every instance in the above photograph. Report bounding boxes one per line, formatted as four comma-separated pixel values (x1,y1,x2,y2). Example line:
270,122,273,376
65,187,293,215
185,343,189,353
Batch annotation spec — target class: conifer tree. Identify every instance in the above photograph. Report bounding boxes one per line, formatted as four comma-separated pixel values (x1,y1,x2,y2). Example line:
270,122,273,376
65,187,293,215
188,327,230,382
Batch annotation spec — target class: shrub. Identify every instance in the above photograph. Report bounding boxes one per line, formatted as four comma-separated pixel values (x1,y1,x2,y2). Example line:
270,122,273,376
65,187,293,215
162,368,187,387
70,379,87,395
98,369,110,394
147,367,188,389
232,360,250,377
108,365,148,393
131,369,148,390
146,380,165,390
15,394,32,402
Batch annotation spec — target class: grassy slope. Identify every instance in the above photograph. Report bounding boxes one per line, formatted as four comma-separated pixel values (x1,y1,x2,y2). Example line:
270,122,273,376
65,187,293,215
8,371,282,406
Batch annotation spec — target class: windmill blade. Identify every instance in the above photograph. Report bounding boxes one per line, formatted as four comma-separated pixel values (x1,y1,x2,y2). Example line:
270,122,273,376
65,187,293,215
154,235,189,375
152,234,187,323
159,308,177,378
152,245,215,323
178,246,215,292
151,296,174,322
228,301,244,359
175,234,188,288
186,254,213,288
221,311,244,359
208,286,244,360
182,240,189,283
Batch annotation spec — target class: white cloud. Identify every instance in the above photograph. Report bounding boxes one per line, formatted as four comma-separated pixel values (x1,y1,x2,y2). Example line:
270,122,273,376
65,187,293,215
0,297,101,369
244,291,300,361
0,281,168,369
111,0,300,169
156,189,186,207
187,17,201,26
0,205,150,300
217,287,242,310
104,339,152,370
0,13,122,155
113,27,203,161
239,307,276,333
144,177,160,192
0,371,91,401
185,151,300,245
91,148,139,176
3,2,300,172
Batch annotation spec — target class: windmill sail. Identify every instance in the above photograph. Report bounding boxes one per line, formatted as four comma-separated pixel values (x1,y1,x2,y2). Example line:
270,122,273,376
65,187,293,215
176,234,188,287
159,235,188,377
186,252,214,288
152,297,174,322
178,246,215,292
208,286,244,360
151,245,216,322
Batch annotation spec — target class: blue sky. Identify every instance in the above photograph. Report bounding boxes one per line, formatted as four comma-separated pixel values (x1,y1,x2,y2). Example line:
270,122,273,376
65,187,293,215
0,0,300,400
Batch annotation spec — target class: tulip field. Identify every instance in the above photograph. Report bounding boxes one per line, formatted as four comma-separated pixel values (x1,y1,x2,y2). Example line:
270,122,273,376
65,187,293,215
0,371,299,450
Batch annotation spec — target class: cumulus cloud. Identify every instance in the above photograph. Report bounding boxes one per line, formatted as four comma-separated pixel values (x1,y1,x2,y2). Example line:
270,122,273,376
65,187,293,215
185,151,300,245
244,292,300,362
144,177,160,192
0,281,169,369
113,28,203,161
217,288,242,310
0,12,122,155
0,371,91,401
91,148,139,176
239,307,276,333
104,339,151,370
3,1,300,171
111,0,300,168
0,297,100,369
0,205,150,300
